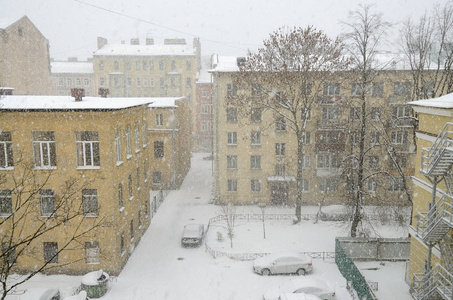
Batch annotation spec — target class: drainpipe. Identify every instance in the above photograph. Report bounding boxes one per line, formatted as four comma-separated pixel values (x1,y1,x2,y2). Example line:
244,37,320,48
172,106,176,189
214,70,220,203
427,176,438,272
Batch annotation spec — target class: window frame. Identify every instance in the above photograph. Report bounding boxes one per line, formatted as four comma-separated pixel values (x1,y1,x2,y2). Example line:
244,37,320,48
76,131,100,169
83,189,98,217
0,132,13,169
32,131,57,169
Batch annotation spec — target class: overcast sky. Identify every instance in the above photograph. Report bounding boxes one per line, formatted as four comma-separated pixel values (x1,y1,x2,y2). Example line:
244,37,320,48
0,0,448,60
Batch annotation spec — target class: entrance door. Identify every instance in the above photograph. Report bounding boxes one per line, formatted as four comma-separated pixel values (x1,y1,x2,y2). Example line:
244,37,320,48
271,182,289,205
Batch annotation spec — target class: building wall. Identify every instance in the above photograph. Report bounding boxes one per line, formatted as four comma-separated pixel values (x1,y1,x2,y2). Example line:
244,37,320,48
0,104,152,275
212,69,416,206
50,60,96,96
0,16,51,95
194,82,213,152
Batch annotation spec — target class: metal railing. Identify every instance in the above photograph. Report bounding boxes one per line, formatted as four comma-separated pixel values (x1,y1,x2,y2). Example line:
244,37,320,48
420,122,453,176
412,264,453,300
416,194,453,244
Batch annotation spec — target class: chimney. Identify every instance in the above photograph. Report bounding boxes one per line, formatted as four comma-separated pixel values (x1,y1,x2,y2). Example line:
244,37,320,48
164,38,186,45
71,88,85,101
98,88,109,98
97,37,108,49
131,38,139,45
146,37,154,45
68,57,78,62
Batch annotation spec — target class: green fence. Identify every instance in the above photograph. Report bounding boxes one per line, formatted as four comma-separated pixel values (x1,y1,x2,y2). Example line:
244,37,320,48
335,238,376,300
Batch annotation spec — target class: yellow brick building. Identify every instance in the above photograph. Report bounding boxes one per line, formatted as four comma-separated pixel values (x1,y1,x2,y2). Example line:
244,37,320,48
0,95,157,275
408,95,453,298
0,16,51,95
210,56,416,207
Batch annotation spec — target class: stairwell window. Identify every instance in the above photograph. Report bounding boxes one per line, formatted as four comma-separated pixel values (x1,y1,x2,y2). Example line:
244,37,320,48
0,132,13,169
76,131,100,168
0,190,12,217
33,131,57,169
40,189,55,217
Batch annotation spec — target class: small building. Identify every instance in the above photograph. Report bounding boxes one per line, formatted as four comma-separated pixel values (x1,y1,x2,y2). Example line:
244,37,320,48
51,58,96,96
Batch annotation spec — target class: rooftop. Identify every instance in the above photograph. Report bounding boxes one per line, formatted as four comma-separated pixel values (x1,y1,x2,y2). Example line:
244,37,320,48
94,43,196,57
409,93,453,109
51,61,94,74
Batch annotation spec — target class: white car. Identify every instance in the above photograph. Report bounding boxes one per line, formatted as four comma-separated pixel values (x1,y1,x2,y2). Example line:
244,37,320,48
181,224,204,247
253,252,313,276
278,293,322,300
263,276,336,300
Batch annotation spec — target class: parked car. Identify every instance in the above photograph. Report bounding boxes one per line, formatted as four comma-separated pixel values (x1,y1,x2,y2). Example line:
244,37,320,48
278,293,322,300
181,224,204,247
263,276,336,300
253,252,313,276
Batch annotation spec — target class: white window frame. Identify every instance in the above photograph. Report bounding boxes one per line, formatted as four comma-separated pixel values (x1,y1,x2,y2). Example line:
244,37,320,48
251,131,261,145
126,125,132,159
227,132,237,145
227,155,238,169
227,179,238,192
85,241,100,264
0,190,12,216
33,131,57,169
115,128,122,165
40,189,55,217
251,155,261,169
0,132,13,169
76,131,100,168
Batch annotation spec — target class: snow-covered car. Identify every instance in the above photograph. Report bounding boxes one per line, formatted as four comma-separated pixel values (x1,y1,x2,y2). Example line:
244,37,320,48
19,288,60,300
278,293,322,300
253,252,313,276
263,276,336,300
181,224,204,247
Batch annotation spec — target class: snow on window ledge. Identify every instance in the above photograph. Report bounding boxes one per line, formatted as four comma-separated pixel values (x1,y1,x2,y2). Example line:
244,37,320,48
119,206,125,212
77,166,101,170
116,161,123,167
0,167,14,171
127,155,132,160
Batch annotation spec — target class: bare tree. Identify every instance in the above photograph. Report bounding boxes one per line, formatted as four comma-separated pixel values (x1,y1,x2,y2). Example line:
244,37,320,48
0,159,103,300
231,26,351,222
218,203,236,248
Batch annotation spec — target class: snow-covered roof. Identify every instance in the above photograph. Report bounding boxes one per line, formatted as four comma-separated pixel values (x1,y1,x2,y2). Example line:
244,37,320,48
51,61,94,74
197,55,213,83
0,95,158,111
409,93,453,109
148,97,184,108
94,43,196,57
209,55,240,72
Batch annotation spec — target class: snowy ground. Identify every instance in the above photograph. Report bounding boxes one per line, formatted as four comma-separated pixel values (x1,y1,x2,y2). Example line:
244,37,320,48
6,153,413,300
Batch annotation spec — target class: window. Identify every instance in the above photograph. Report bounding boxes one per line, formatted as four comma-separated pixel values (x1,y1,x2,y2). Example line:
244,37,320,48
85,242,100,264
136,61,140,70
43,242,58,264
0,132,13,168
100,77,105,87
351,83,362,96
302,155,310,168
126,78,132,87
227,155,238,169
144,161,149,182
391,131,408,145
171,60,176,70
350,131,359,144
370,131,380,145
142,61,147,70
186,77,191,88
323,83,340,96
251,131,261,145
251,179,261,192
149,60,154,70
120,233,125,255
134,122,140,152
371,107,382,120
422,81,435,98
301,132,311,144
227,132,237,145
126,61,131,70
393,106,411,120
301,179,309,192
159,60,164,70
113,77,119,87
66,78,72,86
227,179,237,192
251,84,262,97
40,189,55,217
227,108,238,123
319,131,340,144
319,178,338,192
114,61,119,70
322,107,339,121
275,164,286,176
369,156,379,169
251,108,262,123
128,175,133,200
368,179,377,192
227,83,237,98
58,78,64,86
76,131,100,168
136,78,141,87
150,78,154,88
83,189,98,217
202,89,207,98
388,177,405,192
201,121,210,131
201,104,212,114
276,117,286,131
18,27,23,36
142,119,148,147
186,60,191,70
394,82,411,96
155,114,163,126
118,183,123,209
115,129,122,164
0,190,12,216
160,78,165,88
372,82,383,97
251,155,261,169
138,210,142,227
390,156,408,169
170,77,176,87
275,143,286,156
350,107,360,120
76,78,81,86
130,220,134,240
154,141,164,158
153,171,161,184
84,78,90,86
126,125,132,158
317,154,340,168
137,168,140,190
99,61,104,70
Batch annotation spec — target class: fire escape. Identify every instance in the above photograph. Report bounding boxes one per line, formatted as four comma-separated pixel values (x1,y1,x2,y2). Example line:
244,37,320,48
412,123,453,300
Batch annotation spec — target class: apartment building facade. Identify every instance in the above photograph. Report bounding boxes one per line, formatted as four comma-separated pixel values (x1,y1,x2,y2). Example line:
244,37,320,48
407,95,453,299
0,16,51,95
0,95,155,275
50,58,96,96
210,56,416,207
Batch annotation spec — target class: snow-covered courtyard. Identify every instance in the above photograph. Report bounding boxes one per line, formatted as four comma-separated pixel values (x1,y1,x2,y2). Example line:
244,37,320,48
7,153,413,300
